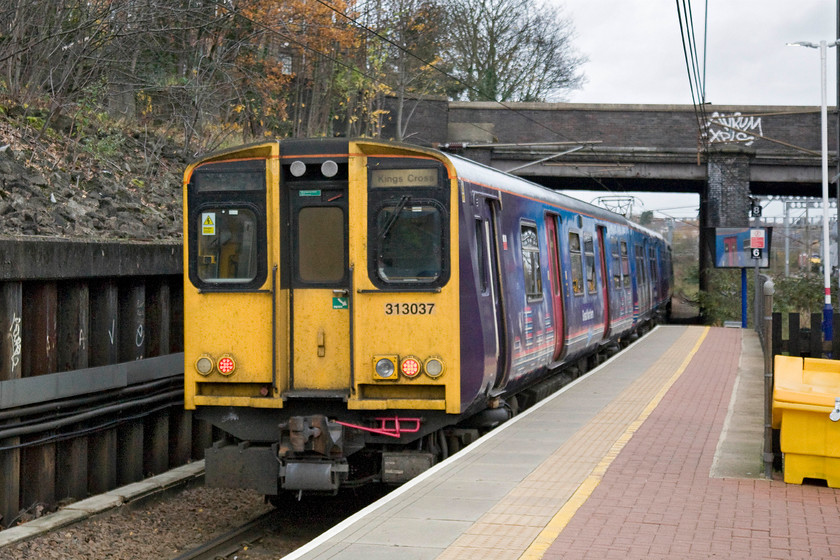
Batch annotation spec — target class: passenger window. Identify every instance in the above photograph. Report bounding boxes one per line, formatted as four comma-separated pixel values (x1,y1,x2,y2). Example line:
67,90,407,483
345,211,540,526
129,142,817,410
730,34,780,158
197,208,258,283
569,232,583,295
620,241,630,290
521,223,542,300
298,207,345,283
649,247,658,284
584,234,596,293
611,237,621,288
375,203,443,283
635,245,646,285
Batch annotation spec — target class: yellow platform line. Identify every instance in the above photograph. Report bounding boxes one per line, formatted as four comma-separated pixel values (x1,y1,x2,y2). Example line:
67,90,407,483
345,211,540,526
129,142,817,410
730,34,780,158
519,326,710,560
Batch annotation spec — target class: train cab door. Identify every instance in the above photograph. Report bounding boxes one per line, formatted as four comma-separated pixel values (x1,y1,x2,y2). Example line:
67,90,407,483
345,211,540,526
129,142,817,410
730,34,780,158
597,226,611,340
546,214,565,360
475,194,508,390
288,187,351,392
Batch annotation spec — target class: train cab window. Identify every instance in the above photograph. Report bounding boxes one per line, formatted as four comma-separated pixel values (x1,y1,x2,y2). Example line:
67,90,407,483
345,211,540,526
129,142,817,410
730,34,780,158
520,223,542,300
196,208,258,283
569,232,583,295
583,234,596,293
375,203,443,283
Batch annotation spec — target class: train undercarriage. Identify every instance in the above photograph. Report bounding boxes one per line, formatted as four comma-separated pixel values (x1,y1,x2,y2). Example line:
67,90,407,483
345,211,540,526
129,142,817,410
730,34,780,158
200,322,660,501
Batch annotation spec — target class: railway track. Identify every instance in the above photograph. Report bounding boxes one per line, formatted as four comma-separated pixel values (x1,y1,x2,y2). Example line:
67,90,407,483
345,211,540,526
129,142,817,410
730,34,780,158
171,485,393,560
173,509,284,560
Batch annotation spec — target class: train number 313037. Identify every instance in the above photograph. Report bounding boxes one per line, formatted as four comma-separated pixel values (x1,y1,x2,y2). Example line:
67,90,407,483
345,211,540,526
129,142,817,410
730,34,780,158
384,303,435,315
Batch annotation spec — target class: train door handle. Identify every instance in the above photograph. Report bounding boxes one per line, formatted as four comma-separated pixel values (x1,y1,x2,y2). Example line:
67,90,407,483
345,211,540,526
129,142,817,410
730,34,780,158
333,289,349,297
318,328,326,357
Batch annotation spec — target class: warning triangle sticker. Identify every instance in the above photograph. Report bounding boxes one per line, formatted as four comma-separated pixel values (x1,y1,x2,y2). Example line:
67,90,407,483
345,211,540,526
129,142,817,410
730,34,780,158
203,215,214,226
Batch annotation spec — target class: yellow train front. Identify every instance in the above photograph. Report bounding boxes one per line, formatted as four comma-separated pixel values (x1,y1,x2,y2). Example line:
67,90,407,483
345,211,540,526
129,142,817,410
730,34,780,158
183,139,464,497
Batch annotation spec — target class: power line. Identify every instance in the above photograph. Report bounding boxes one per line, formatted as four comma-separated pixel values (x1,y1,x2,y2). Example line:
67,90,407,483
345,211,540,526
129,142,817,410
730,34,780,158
675,0,710,152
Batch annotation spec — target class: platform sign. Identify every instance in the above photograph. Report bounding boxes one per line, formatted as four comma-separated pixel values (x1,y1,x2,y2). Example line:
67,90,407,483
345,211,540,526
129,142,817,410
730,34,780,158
749,229,765,249
713,227,771,268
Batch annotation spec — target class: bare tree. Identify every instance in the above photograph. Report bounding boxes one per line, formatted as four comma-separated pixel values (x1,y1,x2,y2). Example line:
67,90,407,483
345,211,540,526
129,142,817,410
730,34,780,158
444,0,585,102
373,0,452,140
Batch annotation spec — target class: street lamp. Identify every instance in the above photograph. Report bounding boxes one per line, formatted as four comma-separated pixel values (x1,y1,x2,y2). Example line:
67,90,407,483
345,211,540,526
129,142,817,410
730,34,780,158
788,39,840,343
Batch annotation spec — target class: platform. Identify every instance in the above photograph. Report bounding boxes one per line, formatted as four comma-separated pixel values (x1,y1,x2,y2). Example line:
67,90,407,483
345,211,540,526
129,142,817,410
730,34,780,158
282,325,840,560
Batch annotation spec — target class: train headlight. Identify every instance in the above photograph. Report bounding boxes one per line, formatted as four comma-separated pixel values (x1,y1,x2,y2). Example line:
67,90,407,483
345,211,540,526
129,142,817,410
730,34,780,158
424,357,445,378
373,355,398,380
400,356,422,378
321,160,338,178
195,355,214,376
290,160,307,177
217,354,236,376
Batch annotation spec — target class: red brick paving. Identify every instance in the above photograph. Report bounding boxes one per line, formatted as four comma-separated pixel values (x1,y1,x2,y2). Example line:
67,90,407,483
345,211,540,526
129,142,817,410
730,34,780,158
543,328,840,559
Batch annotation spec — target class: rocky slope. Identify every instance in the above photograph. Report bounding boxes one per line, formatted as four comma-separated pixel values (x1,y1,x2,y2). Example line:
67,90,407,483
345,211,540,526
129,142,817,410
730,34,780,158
0,113,185,241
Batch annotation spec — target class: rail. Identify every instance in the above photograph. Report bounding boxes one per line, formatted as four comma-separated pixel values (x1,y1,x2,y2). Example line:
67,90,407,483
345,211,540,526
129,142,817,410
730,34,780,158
172,509,282,560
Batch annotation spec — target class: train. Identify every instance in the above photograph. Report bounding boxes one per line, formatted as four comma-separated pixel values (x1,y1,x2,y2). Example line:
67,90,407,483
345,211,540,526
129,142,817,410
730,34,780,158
182,138,672,500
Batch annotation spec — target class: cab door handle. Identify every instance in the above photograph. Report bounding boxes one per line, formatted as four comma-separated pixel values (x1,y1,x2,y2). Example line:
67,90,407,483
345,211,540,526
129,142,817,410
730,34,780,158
317,328,326,357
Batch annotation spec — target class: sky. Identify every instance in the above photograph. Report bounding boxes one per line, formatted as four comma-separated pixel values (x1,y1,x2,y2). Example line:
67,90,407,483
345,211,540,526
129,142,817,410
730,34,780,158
554,0,838,219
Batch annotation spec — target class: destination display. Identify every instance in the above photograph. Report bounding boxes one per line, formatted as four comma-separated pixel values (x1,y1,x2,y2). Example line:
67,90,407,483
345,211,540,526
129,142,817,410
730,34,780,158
370,168,439,188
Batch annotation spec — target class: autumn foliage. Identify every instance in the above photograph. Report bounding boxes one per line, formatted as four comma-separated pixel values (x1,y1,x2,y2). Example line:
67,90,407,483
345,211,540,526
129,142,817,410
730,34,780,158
0,0,584,155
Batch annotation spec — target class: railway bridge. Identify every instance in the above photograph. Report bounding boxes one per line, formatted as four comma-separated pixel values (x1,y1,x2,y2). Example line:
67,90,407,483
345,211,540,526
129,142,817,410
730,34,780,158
382,100,837,279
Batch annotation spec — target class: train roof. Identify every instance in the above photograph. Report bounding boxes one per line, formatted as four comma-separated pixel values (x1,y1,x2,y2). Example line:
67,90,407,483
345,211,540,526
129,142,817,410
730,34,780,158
189,138,667,246
441,151,668,244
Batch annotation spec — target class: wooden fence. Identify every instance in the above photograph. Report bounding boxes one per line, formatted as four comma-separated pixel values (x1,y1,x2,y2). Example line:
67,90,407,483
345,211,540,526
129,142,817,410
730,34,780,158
771,312,840,359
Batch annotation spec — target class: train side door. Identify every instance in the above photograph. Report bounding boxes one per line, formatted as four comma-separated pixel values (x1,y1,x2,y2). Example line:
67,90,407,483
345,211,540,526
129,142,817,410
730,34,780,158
597,226,611,339
476,195,508,390
289,188,351,391
546,214,565,360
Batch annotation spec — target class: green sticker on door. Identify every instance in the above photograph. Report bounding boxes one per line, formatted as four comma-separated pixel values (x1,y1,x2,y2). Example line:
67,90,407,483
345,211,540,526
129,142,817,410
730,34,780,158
332,297,348,309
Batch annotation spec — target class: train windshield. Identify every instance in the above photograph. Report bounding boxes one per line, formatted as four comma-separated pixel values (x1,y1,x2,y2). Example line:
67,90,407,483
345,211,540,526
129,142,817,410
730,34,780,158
196,208,258,283
375,201,443,283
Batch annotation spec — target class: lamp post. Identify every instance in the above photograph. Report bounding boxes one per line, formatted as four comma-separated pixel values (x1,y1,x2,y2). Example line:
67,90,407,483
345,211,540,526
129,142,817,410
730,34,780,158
788,39,840,342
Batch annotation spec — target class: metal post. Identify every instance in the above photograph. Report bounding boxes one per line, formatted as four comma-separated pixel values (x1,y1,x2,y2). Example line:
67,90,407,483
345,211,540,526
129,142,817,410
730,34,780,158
820,41,834,343
788,39,839,340
754,213,761,330
763,279,775,479
741,268,748,328
785,202,790,277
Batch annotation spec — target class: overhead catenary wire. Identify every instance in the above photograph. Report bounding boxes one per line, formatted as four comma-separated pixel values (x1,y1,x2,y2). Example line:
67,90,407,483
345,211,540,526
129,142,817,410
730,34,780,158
675,0,710,153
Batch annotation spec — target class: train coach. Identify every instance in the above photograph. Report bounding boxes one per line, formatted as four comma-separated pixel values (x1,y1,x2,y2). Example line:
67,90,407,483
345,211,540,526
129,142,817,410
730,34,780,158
182,138,672,500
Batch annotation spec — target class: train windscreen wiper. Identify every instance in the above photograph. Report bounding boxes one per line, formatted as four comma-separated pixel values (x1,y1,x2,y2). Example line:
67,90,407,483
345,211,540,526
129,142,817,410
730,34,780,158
378,195,411,246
